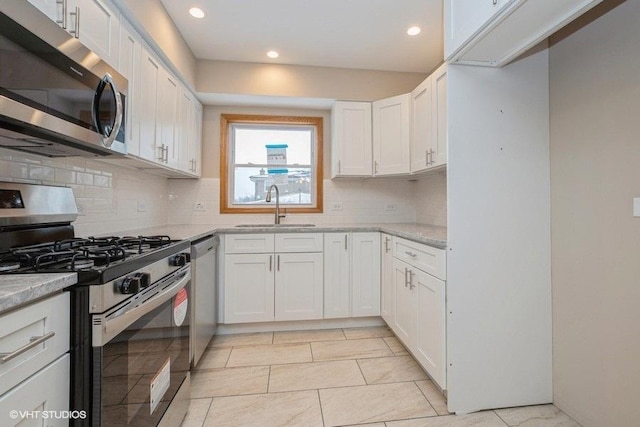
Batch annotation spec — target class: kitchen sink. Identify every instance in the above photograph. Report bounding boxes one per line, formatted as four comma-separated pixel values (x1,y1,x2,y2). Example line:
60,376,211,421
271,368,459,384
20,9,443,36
234,224,316,228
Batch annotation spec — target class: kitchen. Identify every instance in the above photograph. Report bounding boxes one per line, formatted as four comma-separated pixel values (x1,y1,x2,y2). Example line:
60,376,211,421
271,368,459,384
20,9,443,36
0,0,638,426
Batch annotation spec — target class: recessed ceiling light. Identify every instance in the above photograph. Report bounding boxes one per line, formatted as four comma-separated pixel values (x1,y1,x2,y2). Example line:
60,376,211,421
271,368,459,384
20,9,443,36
407,26,421,36
266,50,279,59
189,7,205,19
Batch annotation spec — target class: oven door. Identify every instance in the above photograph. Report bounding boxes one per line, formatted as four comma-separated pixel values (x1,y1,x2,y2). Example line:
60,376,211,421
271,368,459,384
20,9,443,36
91,266,191,426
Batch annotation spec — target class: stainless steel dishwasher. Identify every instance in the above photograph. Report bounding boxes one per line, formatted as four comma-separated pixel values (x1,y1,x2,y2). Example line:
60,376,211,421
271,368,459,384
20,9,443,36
190,234,220,367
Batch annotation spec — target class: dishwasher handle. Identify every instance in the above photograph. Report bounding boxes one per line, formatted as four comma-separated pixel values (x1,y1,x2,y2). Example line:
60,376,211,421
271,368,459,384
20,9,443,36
192,235,219,258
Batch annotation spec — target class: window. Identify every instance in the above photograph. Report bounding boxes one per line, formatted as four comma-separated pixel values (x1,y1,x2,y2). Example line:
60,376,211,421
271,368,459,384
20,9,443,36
220,114,323,213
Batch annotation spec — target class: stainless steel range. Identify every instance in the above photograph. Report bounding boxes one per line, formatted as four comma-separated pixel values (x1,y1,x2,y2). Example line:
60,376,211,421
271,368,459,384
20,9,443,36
0,182,191,427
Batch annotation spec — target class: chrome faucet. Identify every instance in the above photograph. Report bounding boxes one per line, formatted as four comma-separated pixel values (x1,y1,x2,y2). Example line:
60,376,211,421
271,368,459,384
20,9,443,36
265,184,286,224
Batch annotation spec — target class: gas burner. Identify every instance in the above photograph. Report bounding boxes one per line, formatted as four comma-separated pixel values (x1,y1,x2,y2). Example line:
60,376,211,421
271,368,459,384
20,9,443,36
71,258,95,270
0,262,20,273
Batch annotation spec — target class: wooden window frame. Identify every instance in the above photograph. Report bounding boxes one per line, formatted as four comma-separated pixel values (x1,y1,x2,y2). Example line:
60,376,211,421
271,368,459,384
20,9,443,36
220,114,324,214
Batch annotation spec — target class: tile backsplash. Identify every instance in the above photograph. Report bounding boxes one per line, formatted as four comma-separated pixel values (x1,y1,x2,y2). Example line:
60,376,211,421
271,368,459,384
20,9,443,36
1,147,447,233
167,178,418,225
0,148,168,236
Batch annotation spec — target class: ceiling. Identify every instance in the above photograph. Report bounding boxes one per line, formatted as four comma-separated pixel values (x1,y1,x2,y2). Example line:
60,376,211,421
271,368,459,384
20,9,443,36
160,0,443,74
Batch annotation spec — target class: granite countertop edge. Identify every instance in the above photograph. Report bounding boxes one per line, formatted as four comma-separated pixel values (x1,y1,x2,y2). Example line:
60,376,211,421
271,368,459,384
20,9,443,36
0,273,77,315
115,223,447,249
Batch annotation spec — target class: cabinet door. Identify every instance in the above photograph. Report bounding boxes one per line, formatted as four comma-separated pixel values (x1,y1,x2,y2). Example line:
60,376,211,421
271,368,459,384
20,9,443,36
75,0,120,67
191,101,203,176
444,0,508,59
118,19,141,156
410,76,433,174
373,94,411,176
27,0,63,24
0,355,70,427
323,233,351,319
415,270,446,390
224,253,274,323
138,48,161,162
177,87,195,174
352,232,381,317
431,64,447,168
331,101,373,177
158,68,179,168
275,253,323,321
392,258,416,348
380,234,394,325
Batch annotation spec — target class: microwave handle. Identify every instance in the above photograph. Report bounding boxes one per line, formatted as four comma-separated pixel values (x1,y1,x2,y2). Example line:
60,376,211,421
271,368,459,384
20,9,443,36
92,73,123,148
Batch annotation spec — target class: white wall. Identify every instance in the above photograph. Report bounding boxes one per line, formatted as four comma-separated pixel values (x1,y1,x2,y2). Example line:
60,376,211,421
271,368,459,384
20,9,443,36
549,1,640,426
0,148,168,236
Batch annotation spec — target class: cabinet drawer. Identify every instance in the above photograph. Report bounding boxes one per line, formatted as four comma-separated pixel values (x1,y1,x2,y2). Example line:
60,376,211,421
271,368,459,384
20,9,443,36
225,234,275,254
275,233,323,253
393,237,446,280
0,293,70,396
0,354,70,426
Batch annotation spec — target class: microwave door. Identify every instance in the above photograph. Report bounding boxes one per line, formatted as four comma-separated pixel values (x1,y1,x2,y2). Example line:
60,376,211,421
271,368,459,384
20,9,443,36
92,73,123,149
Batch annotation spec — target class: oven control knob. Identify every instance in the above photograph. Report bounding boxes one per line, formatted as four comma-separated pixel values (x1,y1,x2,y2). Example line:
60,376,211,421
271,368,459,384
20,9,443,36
170,253,190,267
119,276,141,294
134,272,151,288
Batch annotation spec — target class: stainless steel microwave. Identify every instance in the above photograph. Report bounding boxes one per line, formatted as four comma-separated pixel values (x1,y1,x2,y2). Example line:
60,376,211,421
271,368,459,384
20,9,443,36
0,3,127,157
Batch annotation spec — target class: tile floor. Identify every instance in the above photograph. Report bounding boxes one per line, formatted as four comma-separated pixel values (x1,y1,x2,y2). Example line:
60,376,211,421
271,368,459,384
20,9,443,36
181,326,580,427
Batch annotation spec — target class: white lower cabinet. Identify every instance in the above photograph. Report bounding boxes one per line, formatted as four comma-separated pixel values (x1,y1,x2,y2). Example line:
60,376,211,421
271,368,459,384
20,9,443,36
275,253,324,321
223,234,323,323
380,233,394,325
0,292,71,426
323,232,380,318
224,253,275,323
414,269,446,389
392,258,416,348
387,237,447,390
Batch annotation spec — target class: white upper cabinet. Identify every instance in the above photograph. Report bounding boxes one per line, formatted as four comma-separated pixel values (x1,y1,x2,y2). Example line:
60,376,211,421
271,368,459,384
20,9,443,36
331,101,373,177
74,0,120,67
137,47,161,162
411,63,447,173
431,64,447,168
27,0,61,23
28,0,121,68
373,94,411,176
410,75,433,174
118,18,141,156
445,0,602,66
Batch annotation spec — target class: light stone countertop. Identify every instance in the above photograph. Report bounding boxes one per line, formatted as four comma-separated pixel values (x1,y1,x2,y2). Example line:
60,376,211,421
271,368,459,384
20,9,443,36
0,273,77,315
109,223,447,249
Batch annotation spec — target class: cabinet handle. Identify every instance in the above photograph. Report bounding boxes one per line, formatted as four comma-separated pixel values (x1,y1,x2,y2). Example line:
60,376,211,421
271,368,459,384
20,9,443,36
158,144,165,161
164,145,169,163
374,161,379,174
404,267,410,287
269,255,272,272
338,160,341,174
384,236,390,253
408,270,415,290
69,6,80,39
56,0,67,29
0,332,56,364
344,234,348,250
405,250,417,258
429,149,435,165
425,150,429,166
277,254,280,271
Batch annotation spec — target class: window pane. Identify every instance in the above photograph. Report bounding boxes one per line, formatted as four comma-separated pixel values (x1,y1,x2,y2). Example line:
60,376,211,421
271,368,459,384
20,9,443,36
233,167,312,205
234,127,312,165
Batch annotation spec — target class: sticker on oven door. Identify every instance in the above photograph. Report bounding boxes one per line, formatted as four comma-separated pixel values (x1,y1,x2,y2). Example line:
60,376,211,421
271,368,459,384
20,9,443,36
150,358,171,415
173,288,188,326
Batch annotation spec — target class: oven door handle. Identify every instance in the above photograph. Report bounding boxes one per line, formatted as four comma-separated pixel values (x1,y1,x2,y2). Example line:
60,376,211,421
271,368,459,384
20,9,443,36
98,268,190,345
